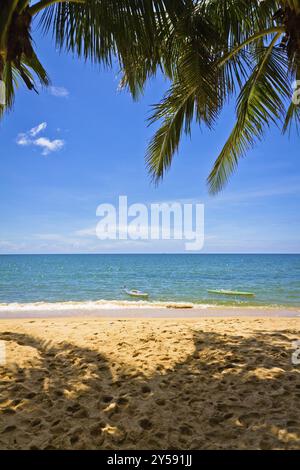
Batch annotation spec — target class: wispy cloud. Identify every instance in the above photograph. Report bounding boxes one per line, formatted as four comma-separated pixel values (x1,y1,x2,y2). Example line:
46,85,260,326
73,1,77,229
16,122,65,156
29,122,47,137
49,86,69,98
75,227,96,237
207,183,300,205
17,121,46,145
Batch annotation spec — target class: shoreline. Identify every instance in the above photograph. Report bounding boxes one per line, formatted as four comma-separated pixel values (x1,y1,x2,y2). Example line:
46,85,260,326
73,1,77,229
0,305,300,319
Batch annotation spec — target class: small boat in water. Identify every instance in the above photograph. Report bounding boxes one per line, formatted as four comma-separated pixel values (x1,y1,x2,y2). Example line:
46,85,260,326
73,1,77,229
208,289,255,298
124,288,149,299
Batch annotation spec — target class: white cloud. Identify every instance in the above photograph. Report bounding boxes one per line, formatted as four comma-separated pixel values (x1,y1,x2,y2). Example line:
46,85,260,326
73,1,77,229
34,137,65,156
29,122,47,137
49,86,69,98
16,133,31,146
16,122,65,156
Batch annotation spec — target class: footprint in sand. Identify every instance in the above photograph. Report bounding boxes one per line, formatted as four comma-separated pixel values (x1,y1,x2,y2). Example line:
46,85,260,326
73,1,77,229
139,418,153,430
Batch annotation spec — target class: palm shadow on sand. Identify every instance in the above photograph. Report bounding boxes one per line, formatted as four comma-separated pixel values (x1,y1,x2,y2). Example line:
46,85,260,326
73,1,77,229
0,327,300,450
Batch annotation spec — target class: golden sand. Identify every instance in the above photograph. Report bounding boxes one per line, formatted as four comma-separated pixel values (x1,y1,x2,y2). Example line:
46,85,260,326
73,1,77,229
0,316,300,450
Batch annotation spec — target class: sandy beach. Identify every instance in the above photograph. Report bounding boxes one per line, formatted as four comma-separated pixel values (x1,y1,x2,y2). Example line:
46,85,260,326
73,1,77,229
1,313,300,450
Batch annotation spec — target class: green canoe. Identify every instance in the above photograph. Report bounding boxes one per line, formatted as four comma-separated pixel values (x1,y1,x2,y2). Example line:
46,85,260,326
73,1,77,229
208,289,255,297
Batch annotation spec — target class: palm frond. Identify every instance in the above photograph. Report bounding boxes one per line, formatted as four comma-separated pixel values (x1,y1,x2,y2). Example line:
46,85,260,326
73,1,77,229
22,48,50,87
208,34,290,194
146,19,223,182
146,83,197,181
37,1,185,63
203,0,280,47
0,60,32,116
283,100,300,134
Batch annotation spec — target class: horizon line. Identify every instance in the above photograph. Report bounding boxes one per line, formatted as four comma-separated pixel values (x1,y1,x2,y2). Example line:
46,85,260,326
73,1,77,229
0,252,299,256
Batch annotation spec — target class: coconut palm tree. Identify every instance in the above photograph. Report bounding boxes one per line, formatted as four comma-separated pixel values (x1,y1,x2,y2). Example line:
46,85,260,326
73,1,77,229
0,0,183,113
144,0,300,193
0,1,299,193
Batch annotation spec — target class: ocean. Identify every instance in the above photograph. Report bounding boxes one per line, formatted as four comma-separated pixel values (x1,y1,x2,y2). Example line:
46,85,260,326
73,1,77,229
0,254,299,311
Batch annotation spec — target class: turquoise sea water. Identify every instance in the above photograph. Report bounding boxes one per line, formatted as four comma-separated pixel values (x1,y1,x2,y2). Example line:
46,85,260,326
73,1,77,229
0,254,299,309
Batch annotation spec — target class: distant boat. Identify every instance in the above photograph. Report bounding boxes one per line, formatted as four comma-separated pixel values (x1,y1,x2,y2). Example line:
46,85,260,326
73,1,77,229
124,288,149,299
208,289,255,298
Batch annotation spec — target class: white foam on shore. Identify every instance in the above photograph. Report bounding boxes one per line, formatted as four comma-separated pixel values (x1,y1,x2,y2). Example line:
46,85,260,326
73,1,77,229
0,299,205,312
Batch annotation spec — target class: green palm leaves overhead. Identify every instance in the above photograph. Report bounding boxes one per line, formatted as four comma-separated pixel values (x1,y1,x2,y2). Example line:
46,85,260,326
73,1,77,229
0,1,299,193
0,0,180,111
146,0,300,193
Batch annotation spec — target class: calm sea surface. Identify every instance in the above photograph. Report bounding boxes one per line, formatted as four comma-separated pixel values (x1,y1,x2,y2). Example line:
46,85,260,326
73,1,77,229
0,254,299,309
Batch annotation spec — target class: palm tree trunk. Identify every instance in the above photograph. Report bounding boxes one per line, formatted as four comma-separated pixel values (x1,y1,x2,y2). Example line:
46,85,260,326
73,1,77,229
286,1,300,14
0,0,19,83
280,0,300,71
0,0,19,48
0,2,34,84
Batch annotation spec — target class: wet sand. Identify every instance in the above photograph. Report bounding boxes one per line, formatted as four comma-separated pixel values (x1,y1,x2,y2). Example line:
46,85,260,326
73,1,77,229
0,305,299,319
1,316,300,449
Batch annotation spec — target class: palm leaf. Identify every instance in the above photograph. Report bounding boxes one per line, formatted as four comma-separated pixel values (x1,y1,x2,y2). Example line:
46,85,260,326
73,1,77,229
37,0,186,64
146,83,197,181
146,16,223,181
22,48,50,87
207,34,290,194
282,100,300,134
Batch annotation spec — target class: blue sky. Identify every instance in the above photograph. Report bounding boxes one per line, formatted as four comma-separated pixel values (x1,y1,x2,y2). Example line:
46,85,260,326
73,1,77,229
0,24,300,254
